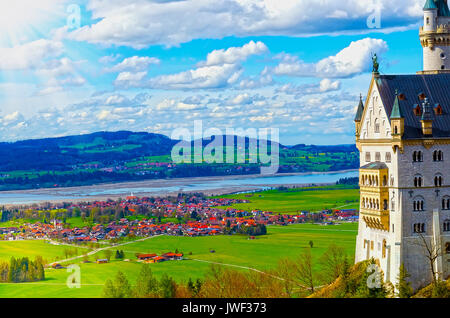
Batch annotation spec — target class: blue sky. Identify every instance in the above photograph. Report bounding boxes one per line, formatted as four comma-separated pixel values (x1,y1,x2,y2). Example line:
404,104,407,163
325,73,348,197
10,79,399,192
0,0,429,145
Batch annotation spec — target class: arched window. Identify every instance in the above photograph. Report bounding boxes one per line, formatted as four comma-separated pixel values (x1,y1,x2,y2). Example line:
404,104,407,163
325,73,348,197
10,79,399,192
413,223,425,233
383,199,388,210
385,152,391,163
434,175,443,187
413,197,425,211
414,176,423,188
442,197,450,210
443,220,450,232
413,151,423,162
446,242,450,254
383,175,387,186
374,118,380,133
433,150,444,162
382,239,387,258
375,152,381,162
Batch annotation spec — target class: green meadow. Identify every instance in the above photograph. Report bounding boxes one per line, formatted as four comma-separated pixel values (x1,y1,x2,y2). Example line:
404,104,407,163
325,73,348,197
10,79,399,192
0,223,358,298
0,240,87,264
216,186,360,213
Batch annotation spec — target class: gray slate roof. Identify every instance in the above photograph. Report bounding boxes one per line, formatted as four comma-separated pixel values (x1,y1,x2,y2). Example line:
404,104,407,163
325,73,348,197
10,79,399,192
361,162,389,170
375,74,450,139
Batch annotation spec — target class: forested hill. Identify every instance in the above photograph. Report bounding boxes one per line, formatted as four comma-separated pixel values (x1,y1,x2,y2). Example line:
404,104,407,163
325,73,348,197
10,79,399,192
0,131,176,171
0,131,359,191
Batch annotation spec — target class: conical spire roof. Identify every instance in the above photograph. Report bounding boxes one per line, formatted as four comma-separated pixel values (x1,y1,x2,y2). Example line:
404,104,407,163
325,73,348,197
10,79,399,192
390,90,404,119
354,94,364,122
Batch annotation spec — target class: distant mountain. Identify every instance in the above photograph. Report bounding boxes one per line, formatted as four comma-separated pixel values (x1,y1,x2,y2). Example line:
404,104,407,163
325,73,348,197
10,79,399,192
0,131,359,191
0,131,177,171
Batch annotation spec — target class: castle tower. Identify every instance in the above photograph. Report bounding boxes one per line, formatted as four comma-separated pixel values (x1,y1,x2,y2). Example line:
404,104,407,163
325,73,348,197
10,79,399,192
355,2,450,290
419,0,450,73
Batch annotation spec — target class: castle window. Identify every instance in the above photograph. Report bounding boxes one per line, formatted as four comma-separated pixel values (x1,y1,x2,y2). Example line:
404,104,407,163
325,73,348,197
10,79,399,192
374,119,380,133
382,239,387,258
434,104,443,115
375,152,381,162
365,152,371,162
385,152,391,163
434,175,443,187
446,243,450,254
443,220,450,232
413,223,425,233
383,199,388,210
433,150,443,161
414,176,423,187
426,17,430,25
413,198,424,211
413,104,422,116
442,197,450,210
413,151,423,162
382,175,387,186
394,126,398,134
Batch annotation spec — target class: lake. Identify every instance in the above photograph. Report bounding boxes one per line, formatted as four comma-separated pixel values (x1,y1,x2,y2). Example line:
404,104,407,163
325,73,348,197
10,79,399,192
0,170,358,205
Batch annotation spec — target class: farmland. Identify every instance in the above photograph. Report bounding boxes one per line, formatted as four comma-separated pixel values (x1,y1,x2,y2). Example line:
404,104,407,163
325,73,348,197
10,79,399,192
216,185,360,213
0,223,358,298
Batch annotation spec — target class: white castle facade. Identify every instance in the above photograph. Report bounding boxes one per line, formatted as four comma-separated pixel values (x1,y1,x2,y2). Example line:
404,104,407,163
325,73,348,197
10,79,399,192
354,0,450,290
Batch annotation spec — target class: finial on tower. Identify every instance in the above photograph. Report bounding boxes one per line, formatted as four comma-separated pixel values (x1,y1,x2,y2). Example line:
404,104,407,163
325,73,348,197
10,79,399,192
372,53,379,74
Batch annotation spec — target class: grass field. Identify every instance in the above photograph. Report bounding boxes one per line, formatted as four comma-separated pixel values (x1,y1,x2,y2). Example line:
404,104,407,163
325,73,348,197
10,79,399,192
0,223,358,298
216,186,360,213
0,240,87,264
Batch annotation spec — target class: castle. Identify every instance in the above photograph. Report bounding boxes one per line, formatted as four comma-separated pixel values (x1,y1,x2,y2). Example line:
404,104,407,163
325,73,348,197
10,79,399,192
354,0,450,290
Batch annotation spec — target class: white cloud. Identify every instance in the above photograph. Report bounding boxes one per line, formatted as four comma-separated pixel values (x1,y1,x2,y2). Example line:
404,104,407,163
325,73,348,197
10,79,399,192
273,38,388,78
202,41,267,66
0,39,64,70
115,41,267,90
106,56,160,73
114,71,148,88
60,0,423,48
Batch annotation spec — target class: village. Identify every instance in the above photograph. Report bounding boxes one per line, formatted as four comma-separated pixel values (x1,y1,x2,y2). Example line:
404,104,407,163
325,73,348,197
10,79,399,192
0,193,358,243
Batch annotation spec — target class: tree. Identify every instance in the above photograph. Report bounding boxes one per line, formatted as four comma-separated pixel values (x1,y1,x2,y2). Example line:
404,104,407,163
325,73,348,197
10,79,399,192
159,273,176,298
187,278,202,297
295,248,316,293
102,271,131,298
133,265,159,298
115,250,124,260
319,243,347,283
396,263,413,298
413,233,443,285
103,250,112,261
